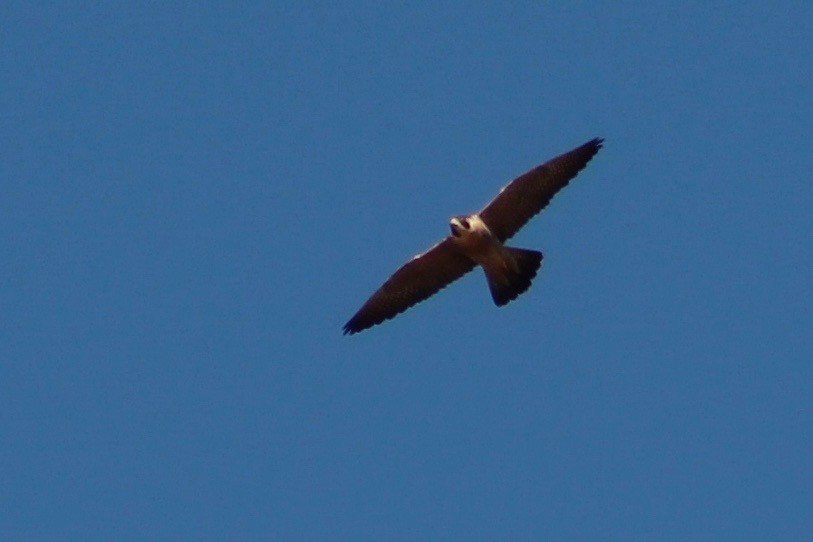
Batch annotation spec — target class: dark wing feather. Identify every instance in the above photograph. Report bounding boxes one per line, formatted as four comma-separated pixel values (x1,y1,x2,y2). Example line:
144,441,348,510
479,138,604,242
343,238,476,335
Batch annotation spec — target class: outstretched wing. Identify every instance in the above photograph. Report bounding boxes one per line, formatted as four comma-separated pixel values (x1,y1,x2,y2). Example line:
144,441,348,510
479,138,603,242
343,238,476,335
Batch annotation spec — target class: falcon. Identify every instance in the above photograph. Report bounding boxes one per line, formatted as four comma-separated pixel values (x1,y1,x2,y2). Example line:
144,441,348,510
343,137,604,335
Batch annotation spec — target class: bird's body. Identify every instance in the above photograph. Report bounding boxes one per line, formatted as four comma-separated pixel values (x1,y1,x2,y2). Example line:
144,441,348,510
449,214,543,307
448,214,502,270
343,138,604,335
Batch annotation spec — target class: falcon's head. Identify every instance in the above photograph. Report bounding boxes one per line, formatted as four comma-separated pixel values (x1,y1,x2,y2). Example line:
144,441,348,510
450,216,472,238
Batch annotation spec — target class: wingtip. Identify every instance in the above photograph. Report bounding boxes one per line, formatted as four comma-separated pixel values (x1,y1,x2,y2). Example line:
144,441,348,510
580,137,604,158
343,318,366,335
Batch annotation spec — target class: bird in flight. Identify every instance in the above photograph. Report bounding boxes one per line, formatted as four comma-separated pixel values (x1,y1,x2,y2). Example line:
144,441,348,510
343,137,604,335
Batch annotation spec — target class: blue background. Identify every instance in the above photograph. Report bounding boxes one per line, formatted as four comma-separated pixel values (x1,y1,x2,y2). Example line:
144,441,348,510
3,2,811,540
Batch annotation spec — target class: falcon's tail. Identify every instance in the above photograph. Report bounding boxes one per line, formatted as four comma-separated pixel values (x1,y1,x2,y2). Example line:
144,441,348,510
483,247,543,307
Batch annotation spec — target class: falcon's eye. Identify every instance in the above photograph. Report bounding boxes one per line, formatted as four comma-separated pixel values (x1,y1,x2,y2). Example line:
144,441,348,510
460,218,470,229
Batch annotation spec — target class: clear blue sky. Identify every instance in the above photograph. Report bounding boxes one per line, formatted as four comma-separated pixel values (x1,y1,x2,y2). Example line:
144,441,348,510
2,2,811,540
